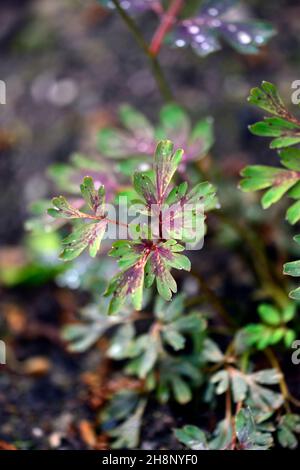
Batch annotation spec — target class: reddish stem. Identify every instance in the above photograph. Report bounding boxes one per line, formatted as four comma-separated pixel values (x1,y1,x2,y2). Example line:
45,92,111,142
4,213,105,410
149,0,184,57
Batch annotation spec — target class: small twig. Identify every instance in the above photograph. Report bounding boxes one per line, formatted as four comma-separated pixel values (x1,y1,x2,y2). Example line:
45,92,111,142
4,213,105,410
149,0,184,56
111,0,173,101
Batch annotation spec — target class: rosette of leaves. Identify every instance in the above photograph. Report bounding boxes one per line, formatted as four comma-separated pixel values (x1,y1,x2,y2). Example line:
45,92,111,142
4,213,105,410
108,295,206,404
235,303,296,351
240,82,300,300
48,140,217,314
202,339,284,412
175,408,274,450
97,103,214,173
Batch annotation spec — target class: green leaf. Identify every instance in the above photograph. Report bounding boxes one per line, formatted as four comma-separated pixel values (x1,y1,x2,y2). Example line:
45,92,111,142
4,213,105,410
248,81,286,116
289,287,300,300
133,172,157,206
251,368,282,385
202,338,224,363
283,260,300,277
138,336,159,379
175,425,208,450
282,303,296,323
258,304,281,326
250,117,298,137
280,148,300,170
278,426,298,449
109,399,146,449
190,117,214,157
119,104,154,140
270,136,300,149
154,140,183,201
171,377,192,404
159,104,190,139
60,221,107,260
240,165,282,192
211,370,229,395
48,196,85,219
80,177,105,215
154,294,184,322
286,200,300,225
162,327,186,351
145,240,190,302
231,373,248,402
105,242,149,314
262,178,297,209
284,329,296,348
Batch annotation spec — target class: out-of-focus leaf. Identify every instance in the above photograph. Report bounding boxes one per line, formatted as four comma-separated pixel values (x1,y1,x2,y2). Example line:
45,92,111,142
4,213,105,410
175,425,208,450
258,304,281,326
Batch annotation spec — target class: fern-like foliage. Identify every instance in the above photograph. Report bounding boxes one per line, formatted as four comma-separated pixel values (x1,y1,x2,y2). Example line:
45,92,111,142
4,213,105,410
240,82,300,300
49,140,217,314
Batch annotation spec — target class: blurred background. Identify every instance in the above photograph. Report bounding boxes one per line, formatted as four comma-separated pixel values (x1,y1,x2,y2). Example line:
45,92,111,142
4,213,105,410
0,0,300,450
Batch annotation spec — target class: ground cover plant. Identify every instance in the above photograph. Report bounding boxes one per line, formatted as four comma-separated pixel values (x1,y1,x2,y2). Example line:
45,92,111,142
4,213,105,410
1,0,300,451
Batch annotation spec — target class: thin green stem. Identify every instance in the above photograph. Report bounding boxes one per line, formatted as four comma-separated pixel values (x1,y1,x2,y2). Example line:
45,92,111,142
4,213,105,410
111,0,173,101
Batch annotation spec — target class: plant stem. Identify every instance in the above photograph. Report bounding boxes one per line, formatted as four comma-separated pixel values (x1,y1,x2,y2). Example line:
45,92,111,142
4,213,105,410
264,347,293,412
149,0,184,56
111,0,173,101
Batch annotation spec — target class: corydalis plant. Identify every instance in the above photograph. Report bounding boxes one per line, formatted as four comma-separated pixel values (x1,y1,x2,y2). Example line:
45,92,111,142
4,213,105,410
99,0,275,57
49,140,217,314
236,303,296,352
98,103,214,173
176,408,274,450
173,0,275,57
240,82,300,299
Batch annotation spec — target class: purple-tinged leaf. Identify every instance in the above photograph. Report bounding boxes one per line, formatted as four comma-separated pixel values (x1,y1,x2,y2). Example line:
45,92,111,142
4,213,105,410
48,196,87,219
173,24,221,57
98,127,156,160
133,172,157,207
174,2,275,57
80,176,105,215
105,244,150,314
120,104,155,142
154,140,183,203
60,220,107,260
157,104,191,151
220,22,276,55
145,240,190,301
200,0,238,17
